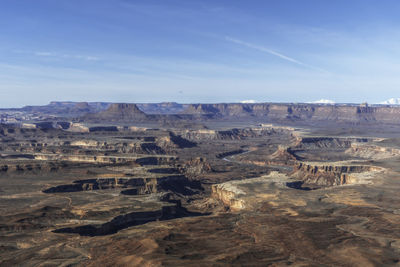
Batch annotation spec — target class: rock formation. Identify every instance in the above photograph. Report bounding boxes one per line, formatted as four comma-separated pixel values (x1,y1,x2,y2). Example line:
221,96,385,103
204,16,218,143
181,102,400,124
84,103,148,122
291,162,382,186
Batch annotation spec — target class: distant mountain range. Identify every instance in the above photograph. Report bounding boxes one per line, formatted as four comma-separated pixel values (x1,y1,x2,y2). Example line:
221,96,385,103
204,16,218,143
6,101,400,126
379,98,400,105
240,99,337,104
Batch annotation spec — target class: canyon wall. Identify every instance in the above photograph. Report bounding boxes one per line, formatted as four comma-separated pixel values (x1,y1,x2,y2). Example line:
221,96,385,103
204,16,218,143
181,103,400,124
291,162,383,186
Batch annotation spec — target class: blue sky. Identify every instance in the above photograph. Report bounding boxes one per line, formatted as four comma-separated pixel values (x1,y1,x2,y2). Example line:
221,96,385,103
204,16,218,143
1,0,400,107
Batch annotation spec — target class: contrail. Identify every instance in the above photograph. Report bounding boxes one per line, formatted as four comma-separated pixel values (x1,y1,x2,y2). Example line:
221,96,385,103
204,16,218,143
225,36,328,73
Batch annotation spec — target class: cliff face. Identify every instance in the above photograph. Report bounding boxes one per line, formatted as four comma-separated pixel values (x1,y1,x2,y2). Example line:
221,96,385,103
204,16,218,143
84,103,148,122
180,127,291,141
181,103,400,124
71,102,91,113
293,137,368,149
211,172,290,211
179,157,212,178
211,183,246,211
136,102,187,114
183,103,253,117
291,162,382,186
68,102,400,124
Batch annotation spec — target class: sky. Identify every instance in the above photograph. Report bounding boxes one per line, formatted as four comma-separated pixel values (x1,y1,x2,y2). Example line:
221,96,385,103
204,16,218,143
1,0,400,107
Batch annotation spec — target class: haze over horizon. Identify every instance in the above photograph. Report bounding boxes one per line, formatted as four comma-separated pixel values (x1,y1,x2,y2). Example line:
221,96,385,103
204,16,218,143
1,0,400,107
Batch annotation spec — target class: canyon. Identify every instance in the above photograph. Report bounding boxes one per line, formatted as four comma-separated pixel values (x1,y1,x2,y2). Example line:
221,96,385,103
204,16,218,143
0,102,400,266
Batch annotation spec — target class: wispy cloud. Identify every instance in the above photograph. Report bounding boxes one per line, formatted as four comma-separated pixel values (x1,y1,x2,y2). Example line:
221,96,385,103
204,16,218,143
14,50,99,61
225,36,328,73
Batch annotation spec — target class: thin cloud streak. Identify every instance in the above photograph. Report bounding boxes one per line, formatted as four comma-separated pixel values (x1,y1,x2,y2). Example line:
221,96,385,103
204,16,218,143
225,36,328,73
14,50,100,61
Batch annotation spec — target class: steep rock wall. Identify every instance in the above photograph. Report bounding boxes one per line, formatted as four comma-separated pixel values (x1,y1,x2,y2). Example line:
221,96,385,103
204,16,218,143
291,162,382,186
181,103,400,124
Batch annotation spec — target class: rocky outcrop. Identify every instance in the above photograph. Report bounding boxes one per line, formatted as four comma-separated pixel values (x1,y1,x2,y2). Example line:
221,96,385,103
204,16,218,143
20,122,55,129
71,102,91,113
136,102,187,114
34,154,138,164
211,183,246,211
22,154,176,165
183,103,253,117
83,103,148,122
156,134,196,151
180,129,220,140
294,137,351,149
8,138,170,155
179,157,212,178
291,162,382,186
211,172,289,211
346,143,400,159
268,145,300,164
293,137,369,150
181,127,291,141
68,138,166,154
66,123,89,132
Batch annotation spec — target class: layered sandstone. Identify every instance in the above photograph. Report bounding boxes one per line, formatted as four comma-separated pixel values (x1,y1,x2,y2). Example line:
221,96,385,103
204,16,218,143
83,103,148,122
291,162,383,186
181,103,400,124
346,143,400,159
